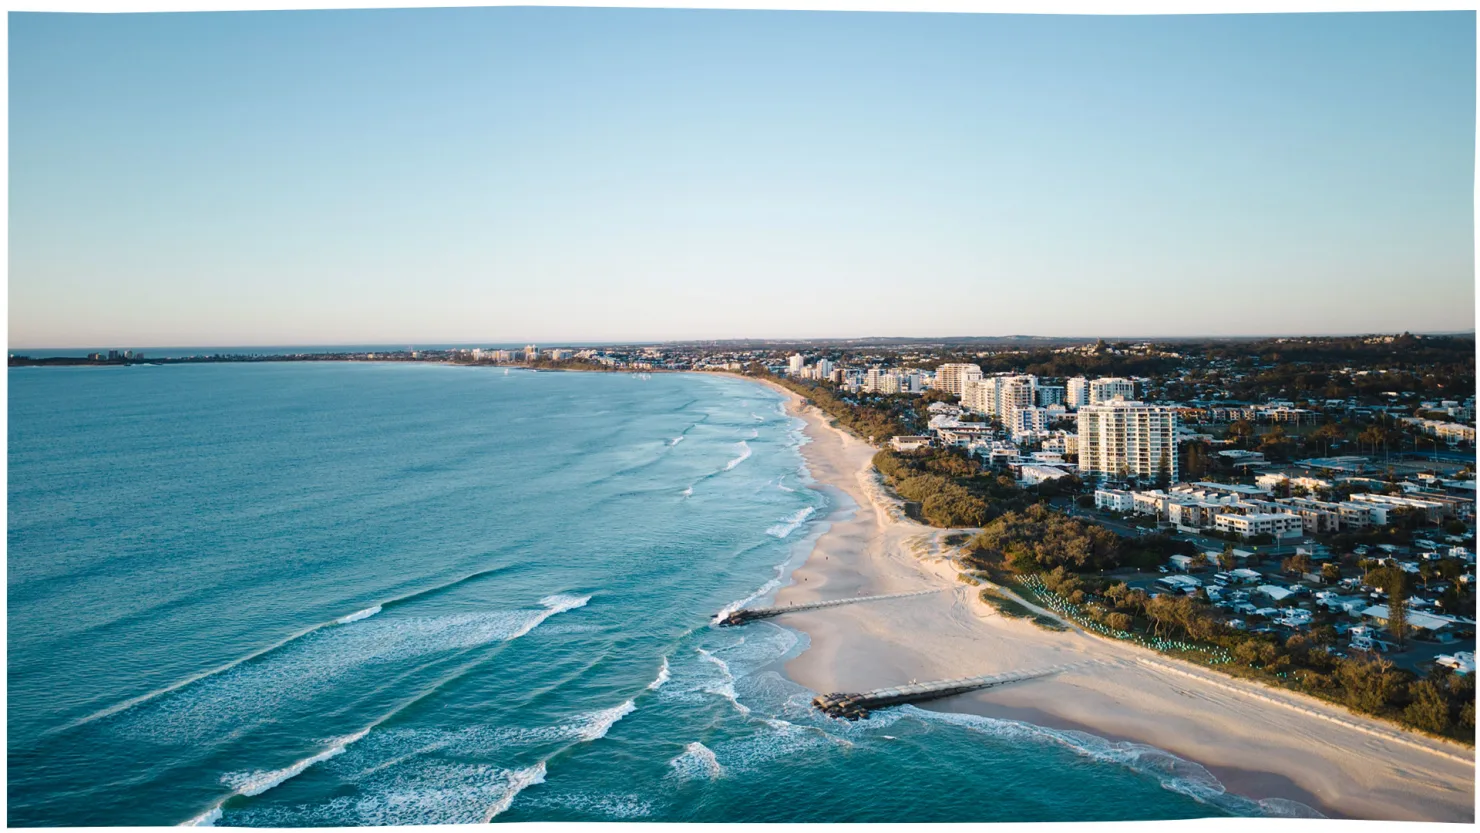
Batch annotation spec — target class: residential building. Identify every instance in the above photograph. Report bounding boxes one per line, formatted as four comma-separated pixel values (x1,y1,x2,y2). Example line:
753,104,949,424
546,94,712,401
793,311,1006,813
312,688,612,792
788,354,806,375
1066,377,1089,409
1214,512,1303,538
1077,400,1180,483
1089,377,1137,404
934,363,983,397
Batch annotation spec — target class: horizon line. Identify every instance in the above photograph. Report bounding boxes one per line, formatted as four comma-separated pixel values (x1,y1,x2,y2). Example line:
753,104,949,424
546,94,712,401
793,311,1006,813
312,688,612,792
9,329,1476,353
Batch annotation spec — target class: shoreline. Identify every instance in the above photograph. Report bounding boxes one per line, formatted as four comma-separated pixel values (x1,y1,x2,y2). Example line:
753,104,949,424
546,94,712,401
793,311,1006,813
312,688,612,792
731,372,1474,823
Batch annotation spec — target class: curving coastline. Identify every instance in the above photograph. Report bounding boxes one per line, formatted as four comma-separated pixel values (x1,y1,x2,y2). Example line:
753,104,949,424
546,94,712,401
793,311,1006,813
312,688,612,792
738,374,1474,823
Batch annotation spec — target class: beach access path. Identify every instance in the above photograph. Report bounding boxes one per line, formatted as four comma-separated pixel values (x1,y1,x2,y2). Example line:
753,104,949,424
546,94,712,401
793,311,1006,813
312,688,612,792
741,375,1474,823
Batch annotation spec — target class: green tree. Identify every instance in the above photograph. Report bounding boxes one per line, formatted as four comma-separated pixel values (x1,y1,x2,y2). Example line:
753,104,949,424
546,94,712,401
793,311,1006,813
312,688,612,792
1403,679,1452,734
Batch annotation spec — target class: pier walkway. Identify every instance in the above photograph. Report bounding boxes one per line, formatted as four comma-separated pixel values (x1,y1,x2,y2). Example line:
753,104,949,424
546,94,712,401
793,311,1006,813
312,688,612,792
716,589,941,627
812,664,1075,720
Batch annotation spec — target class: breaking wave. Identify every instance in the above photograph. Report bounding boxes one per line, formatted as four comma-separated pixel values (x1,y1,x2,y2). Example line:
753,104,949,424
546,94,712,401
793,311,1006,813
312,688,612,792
222,729,371,797
723,442,752,471
766,506,816,538
336,605,382,625
669,741,724,780
64,567,511,731
648,656,671,691
483,762,548,821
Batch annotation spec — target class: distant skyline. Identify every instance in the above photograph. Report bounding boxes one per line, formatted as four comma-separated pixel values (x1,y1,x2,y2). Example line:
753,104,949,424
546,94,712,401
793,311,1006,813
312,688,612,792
9,8,1476,348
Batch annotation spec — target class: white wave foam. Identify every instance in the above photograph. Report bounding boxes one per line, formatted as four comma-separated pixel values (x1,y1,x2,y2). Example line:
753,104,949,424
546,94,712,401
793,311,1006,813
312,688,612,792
113,595,592,744
723,441,752,471
697,648,749,715
579,700,636,742
669,741,724,780
648,656,671,690
222,729,370,797
512,594,591,641
681,486,694,498
766,506,816,538
712,562,787,624
182,806,222,827
483,762,547,821
751,412,764,422
336,605,382,625
669,435,685,446
746,428,759,439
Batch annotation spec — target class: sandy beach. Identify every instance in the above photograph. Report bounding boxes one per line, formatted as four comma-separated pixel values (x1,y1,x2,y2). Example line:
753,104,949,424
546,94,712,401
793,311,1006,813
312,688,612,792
743,375,1474,822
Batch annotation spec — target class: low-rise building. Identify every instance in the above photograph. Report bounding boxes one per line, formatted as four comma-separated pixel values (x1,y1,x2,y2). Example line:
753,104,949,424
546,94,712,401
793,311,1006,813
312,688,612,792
1214,512,1304,538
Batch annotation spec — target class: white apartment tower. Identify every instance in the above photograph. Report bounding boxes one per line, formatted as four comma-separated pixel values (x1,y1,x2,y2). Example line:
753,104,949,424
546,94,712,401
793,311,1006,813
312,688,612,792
788,353,806,375
934,363,983,397
1089,377,1137,404
962,374,1037,418
1077,400,1179,483
1066,377,1089,409
815,358,834,378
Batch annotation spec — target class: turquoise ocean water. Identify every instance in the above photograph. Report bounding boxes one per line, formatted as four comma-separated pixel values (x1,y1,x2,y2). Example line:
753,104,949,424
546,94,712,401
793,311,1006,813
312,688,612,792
8,363,1309,825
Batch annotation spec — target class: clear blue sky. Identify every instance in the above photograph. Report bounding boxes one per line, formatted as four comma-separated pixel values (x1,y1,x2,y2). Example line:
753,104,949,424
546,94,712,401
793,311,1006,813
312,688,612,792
9,8,1475,347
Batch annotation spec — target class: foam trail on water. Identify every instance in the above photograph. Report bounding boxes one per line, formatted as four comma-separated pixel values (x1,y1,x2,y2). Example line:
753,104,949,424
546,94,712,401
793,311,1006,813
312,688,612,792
483,762,547,821
669,436,685,446
511,594,593,641
681,486,694,498
222,729,371,797
182,807,222,827
697,648,749,715
712,562,786,624
669,741,724,780
723,442,752,471
336,605,382,625
576,700,636,741
766,506,816,538
65,568,510,731
648,656,671,691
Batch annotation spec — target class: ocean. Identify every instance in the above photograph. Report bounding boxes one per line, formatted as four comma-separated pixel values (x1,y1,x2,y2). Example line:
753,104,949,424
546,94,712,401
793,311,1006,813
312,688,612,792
8,363,1281,825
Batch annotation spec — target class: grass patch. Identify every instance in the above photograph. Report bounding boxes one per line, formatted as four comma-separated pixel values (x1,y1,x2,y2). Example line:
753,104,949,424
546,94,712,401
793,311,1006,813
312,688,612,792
979,587,1068,631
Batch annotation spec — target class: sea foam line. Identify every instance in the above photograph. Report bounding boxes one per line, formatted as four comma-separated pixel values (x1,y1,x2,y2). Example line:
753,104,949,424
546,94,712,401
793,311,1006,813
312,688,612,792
483,762,548,822
766,506,817,539
337,605,382,625
723,441,752,471
65,568,510,732
648,656,671,691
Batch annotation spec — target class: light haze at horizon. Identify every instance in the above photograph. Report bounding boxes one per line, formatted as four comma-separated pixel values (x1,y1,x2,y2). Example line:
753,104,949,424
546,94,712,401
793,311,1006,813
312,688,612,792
8,8,1476,349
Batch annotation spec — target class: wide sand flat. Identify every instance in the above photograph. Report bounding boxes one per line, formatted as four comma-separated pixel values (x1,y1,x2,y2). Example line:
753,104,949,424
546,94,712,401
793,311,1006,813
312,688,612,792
746,376,1473,822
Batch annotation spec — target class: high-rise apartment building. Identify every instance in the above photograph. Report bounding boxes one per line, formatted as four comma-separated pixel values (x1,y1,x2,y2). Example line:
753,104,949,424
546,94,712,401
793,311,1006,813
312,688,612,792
934,363,983,397
1077,400,1179,483
1089,377,1137,404
1066,377,1089,409
788,354,806,375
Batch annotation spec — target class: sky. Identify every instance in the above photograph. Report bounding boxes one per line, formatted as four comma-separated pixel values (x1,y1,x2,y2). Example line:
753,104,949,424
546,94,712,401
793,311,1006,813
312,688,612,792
8,8,1476,348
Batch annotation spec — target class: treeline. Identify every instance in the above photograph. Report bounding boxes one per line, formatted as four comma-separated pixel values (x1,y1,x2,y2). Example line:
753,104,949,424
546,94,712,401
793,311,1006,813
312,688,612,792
763,374,917,441
873,448,1057,528
1022,567,1475,742
962,504,1194,574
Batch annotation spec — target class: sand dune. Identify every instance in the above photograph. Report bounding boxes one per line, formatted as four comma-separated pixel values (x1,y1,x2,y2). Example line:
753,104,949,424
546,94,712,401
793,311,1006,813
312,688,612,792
751,378,1473,822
